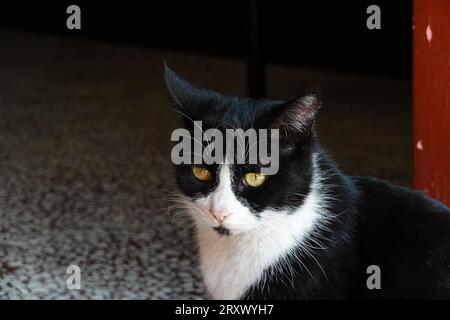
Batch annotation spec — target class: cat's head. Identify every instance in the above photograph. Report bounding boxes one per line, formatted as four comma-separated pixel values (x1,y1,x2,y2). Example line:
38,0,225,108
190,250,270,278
164,65,320,236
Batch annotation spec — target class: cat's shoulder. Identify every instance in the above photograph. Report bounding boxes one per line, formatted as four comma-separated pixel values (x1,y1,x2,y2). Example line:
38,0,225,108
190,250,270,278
349,176,450,298
349,175,450,242
350,175,450,215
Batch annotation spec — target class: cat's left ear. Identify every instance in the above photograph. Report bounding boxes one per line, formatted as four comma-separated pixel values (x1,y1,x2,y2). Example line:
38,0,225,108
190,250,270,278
270,93,320,140
163,62,217,120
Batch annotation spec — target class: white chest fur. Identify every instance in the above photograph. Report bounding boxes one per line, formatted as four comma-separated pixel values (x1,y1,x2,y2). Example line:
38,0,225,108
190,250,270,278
195,182,324,300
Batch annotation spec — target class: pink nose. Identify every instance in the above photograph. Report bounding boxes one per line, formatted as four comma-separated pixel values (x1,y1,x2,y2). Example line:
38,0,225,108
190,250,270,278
210,210,231,223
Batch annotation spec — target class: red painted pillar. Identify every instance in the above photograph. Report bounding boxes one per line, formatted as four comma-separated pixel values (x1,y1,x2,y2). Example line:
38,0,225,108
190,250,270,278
413,0,450,206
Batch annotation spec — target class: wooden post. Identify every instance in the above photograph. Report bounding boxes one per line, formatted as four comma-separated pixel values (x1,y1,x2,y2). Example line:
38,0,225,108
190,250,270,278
413,0,450,205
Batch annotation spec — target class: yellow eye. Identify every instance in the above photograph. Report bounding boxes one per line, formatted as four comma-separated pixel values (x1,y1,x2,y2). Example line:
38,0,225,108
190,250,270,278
244,172,267,188
192,166,212,182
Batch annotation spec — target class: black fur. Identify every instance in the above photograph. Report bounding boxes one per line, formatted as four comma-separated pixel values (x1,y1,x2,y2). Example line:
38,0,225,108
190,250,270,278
164,65,450,299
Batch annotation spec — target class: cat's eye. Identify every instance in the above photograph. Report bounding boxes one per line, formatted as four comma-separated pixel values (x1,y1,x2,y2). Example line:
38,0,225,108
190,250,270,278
192,166,212,182
243,172,267,188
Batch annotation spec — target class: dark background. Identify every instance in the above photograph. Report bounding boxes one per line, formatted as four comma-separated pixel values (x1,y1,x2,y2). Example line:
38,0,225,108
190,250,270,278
0,0,411,79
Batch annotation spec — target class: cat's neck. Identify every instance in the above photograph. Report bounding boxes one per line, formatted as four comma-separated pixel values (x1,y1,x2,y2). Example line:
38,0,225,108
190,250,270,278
195,152,336,299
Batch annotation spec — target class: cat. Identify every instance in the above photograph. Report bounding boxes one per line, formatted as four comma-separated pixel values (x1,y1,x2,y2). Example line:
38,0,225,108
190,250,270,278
164,65,450,300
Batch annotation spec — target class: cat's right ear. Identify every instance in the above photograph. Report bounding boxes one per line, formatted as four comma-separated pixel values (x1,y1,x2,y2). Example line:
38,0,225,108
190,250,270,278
163,62,216,121
270,93,320,145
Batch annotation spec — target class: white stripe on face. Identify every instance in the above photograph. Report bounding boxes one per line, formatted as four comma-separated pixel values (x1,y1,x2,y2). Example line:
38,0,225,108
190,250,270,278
193,165,259,233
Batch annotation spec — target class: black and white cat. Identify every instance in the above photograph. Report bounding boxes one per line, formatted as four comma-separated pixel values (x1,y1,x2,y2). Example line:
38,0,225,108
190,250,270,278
164,65,450,300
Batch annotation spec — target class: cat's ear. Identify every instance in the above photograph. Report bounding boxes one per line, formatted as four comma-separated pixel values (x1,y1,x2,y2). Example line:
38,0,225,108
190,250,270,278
270,93,320,140
163,62,216,120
